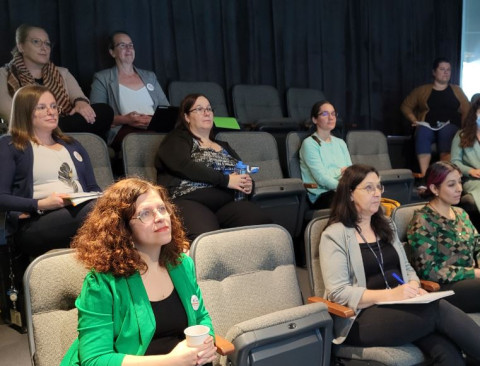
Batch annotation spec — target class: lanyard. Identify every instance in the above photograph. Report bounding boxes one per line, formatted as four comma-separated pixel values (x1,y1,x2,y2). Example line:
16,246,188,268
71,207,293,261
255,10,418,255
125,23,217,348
356,230,391,289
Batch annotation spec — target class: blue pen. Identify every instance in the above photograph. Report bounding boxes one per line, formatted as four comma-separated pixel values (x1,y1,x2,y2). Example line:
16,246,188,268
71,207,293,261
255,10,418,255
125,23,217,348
392,272,405,285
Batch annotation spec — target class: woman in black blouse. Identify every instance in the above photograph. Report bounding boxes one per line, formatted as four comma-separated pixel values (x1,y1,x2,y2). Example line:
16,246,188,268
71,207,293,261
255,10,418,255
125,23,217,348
155,94,270,240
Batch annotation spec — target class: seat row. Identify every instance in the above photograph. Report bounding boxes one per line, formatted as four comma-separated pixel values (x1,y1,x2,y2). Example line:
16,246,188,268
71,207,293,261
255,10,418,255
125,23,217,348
73,129,416,240
167,82,337,132
24,212,480,366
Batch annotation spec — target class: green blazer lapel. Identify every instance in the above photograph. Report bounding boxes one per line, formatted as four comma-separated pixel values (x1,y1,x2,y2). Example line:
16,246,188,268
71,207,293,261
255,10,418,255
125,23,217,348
126,272,156,352
168,256,196,326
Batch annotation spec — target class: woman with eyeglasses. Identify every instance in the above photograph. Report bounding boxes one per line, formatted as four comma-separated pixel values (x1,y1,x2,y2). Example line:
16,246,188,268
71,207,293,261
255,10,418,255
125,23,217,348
299,100,351,209
407,161,480,313
320,164,480,365
156,93,271,241
90,31,169,152
0,24,112,140
61,177,217,366
0,85,100,257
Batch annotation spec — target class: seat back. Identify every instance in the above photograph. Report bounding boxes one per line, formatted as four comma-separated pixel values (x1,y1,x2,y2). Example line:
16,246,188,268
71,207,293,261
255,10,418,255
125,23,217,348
191,224,332,366
346,130,414,204
122,133,166,182
216,131,284,181
23,249,88,366
391,203,426,243
285,131,310,180
67,132,114,190
168,81,229,116
346,130,392,170
232,85,285,125
304,216,330,297
286,88,325,122
216,131,306,237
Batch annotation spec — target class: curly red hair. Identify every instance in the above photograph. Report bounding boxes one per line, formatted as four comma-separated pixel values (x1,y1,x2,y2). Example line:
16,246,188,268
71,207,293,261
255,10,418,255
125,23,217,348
72,177,189,276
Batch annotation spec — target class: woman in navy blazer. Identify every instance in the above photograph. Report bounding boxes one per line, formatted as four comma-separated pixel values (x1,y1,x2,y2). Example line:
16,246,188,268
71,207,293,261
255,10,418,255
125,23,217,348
0,85,100,256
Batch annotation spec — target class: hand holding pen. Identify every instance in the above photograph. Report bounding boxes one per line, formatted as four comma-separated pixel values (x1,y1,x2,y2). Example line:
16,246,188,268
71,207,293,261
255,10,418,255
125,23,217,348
392,273,427,298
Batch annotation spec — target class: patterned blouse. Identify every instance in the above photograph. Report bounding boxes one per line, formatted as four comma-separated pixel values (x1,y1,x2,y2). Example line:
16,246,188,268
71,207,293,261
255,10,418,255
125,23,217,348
407,205,480,283
171,139,238,199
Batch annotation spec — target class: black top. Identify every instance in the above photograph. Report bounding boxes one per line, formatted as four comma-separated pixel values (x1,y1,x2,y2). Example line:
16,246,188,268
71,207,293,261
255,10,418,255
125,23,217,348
156,126,242,196
144,288,188,356
425,85,461,127
360,240,402,290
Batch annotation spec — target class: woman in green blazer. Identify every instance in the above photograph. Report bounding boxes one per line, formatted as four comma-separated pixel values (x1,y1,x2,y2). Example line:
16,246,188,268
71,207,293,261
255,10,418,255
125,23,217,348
61,177,216,366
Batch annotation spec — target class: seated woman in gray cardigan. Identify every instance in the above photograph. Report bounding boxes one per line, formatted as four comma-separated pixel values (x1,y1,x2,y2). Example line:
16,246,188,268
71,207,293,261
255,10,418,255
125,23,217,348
320,164,480,365
90,31,169,151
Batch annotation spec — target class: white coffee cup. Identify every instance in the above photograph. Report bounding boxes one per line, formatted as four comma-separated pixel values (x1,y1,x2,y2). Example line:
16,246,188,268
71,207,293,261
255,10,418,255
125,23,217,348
184,325,210,346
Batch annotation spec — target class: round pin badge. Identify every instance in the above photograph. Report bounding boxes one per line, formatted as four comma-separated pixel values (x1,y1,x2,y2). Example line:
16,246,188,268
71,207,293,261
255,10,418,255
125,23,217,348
191,295,199,311
73,151,83,162
146,83,154,91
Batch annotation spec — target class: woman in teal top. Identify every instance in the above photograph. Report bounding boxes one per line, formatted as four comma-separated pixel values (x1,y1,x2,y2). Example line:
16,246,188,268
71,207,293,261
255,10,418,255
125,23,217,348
61,177,216,366
299,100,352,208
451,97,480,212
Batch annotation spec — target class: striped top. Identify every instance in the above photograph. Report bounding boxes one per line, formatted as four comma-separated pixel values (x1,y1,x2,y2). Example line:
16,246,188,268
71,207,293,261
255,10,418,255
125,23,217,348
407,205,479,283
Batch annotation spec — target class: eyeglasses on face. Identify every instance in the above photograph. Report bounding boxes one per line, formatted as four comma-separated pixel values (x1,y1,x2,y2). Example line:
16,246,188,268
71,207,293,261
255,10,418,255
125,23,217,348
28,38,52,49
357,184,385,195
133,207,169,224
317,111,338,118
115,42,134,50
34,103,61,115
189,106,214,114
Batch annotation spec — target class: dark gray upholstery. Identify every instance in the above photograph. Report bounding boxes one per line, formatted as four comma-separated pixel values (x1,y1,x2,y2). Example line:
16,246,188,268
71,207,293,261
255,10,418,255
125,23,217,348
23,249,88,366
346,130,414,204
285,131,330,221
216,131,306,237
122,133,166,182
191,224,333,366
304,217,431,366
286,88,325,123
471,93,480,103
232,85,298,130
168,81,229,116
67,132,114,190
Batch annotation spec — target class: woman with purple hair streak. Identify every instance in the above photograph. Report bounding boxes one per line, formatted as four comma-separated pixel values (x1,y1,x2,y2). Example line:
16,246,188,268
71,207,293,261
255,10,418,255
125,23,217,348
407,161,480,313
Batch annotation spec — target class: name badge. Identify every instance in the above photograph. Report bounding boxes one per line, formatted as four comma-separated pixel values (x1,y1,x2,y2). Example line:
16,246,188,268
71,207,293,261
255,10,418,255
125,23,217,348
73,151,83,162
191,295,199,311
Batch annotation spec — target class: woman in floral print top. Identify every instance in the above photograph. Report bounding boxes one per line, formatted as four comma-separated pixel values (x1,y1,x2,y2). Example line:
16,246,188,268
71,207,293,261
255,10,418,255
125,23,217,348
407,161,480,313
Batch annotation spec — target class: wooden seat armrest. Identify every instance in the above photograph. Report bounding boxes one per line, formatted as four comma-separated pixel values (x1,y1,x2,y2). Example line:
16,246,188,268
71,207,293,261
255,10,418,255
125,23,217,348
420,280,440,292
303,183,318,189
308,296,355,318
215,334,235,356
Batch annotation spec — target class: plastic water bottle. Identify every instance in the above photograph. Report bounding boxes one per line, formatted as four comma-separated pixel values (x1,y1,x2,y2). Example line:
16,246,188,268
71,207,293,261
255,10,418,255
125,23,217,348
234,161,247,201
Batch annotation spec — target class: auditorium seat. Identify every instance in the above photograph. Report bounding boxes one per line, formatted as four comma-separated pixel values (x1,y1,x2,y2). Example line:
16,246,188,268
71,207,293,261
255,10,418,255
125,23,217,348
232,84,299,131
191,224,333,366
168,81,230,117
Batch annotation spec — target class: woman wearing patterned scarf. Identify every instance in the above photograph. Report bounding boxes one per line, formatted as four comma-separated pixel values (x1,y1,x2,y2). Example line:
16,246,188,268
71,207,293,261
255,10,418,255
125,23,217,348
0,24,112,140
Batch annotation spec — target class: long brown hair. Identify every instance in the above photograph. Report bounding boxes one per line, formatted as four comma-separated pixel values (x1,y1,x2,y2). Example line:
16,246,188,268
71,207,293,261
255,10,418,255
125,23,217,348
459,98,480,148
327,164,393,243
8,85,72,150
72,178,189,276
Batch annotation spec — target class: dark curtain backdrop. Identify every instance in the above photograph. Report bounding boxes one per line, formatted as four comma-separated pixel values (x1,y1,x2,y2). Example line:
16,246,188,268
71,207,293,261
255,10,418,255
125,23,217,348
0,0,463,135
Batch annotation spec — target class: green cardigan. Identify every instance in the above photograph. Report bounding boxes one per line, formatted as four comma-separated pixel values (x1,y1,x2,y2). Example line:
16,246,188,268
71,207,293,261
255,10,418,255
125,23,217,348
61,254,213,366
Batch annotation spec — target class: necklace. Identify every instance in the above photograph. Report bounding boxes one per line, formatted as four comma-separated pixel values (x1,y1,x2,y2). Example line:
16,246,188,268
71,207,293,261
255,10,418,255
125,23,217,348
356,229,391,289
